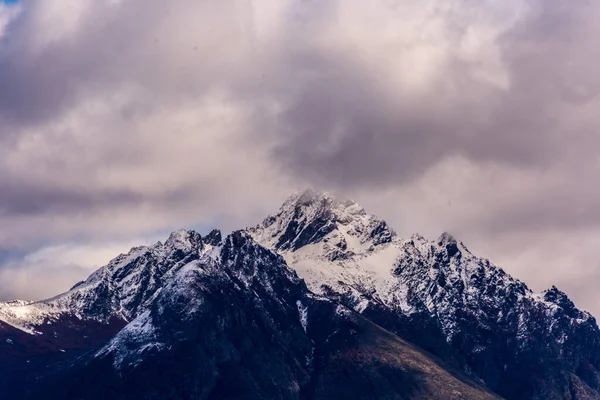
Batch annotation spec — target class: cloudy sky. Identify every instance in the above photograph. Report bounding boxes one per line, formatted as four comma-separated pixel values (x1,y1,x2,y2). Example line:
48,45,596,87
1,0,600,315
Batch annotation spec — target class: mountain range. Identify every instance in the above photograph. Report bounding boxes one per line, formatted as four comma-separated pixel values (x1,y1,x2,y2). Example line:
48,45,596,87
1,189,599,399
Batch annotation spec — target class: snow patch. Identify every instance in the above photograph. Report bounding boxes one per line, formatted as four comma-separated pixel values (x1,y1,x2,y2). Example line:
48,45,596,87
97,310,163,369
296,300,308,332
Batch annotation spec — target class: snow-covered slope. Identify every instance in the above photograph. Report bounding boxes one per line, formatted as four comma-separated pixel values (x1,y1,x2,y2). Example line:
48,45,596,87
248,190,398,300
249,189,600,399
0,229,218,335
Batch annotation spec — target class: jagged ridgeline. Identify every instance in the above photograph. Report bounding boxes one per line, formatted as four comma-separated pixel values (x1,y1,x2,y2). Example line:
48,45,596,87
1,190,599,400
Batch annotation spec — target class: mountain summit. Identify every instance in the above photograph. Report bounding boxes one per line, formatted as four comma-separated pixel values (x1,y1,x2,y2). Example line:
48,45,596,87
250,189,394,258
1,190,599,399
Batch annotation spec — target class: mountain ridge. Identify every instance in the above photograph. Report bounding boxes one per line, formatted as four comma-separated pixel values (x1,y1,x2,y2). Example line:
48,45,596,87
1,189,599,399
14,230,499,400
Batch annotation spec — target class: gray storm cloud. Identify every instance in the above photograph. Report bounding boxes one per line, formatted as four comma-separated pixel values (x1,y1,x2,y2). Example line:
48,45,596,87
270,1,600,186
1,0,600,314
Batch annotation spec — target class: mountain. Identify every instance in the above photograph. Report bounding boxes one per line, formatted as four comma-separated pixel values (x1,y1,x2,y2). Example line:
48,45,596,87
0,229,213,330
249,190,600,399
1,189,599,399
2,231,496,400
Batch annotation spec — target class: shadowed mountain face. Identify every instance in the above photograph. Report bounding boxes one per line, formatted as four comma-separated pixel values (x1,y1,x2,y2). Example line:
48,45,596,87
1,190,599,399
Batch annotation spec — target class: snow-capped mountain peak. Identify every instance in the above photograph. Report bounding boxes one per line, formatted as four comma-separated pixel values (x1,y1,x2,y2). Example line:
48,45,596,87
250,189,395,262
163,229,203,255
